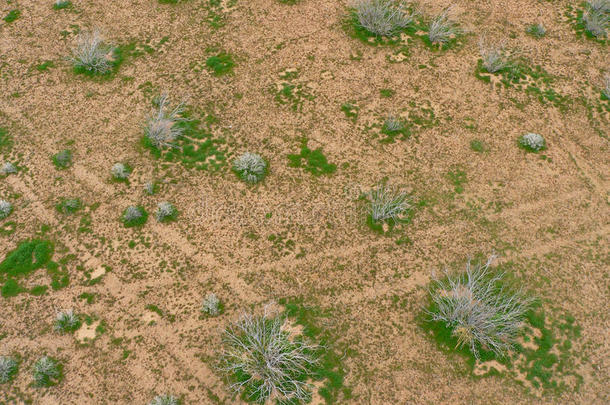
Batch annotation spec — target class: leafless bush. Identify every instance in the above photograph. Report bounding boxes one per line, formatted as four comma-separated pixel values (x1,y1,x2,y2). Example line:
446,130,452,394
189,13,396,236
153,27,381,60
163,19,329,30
427,255,533,358
478,38,508,73
70,30,113,74
428,8,459,44
145,94,186,149
353,0,416,37
220,308,318,403
369,182,411,223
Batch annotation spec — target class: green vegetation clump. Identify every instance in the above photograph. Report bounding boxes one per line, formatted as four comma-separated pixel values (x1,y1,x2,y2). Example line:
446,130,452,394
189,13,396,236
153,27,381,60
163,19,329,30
425,256,532,359
0,200,12,220
220,309,319,404
0,240,54,278
141,109,226,171
0,356,18,383
470,139,486,153
122,206,148,227
54,310,81,333
3,9,20,23
155,201,177,222
287,141,336,176
233,152,267,184
32,356,62,387
56,198,81,215
52,149,72,169
519,132,546,152
206,52,235,76
526,23,546,38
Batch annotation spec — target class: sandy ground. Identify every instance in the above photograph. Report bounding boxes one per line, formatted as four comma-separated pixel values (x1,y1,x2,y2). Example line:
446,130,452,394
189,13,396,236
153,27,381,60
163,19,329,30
0,0,608,404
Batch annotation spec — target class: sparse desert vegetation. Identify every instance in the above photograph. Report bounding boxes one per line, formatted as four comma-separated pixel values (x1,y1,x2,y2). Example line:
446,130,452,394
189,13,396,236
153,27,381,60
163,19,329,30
0,0,607,404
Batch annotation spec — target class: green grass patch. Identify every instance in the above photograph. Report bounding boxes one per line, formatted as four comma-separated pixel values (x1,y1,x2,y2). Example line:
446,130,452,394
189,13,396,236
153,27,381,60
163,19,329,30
280,297,353,404
51,150,72,169
3,9,20,23
206,52,235,76
141,111,226,171
287,140,337,176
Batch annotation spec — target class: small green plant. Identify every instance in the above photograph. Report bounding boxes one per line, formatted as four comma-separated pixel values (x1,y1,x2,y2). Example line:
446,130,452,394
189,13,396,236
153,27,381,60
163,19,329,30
341,103,359,123
287,140,336,176
0,200,12,220
149,395,180,405
602,73,610,100
447,168,467,194
122,206,148,227
53,0,72,10
233,152,267,184
220,308,319,404
71,30,118,76
32,356,61,387
425,255,533,359
155,201,177,222
206,52,235,76
470,139,486,153
201,293,222,316
111,163,131,181
427,8,460,45
351,0,416,37
368,182,411,230
52,150,72,169
0,356,18,383
1,162,17,175
54,309,81,333
3,9,20,23
526,23,546,38
519,132,546,152
144,94,186,149
56,198,81,215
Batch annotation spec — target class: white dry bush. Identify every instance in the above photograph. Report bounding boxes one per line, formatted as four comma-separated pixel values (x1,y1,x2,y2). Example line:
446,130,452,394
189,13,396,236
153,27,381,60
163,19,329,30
201,293,221,316
603,73,610,99
0,200,12,219
428,8,459,44
70,30,113,74
233,152,267,183
32,356,60,386
111,163,130,180
427,255,533,358
519,132,546,151
369,183,411,223
1,162,17,175
220,308,318,404
155,201,176,222
478,38,508,73
0,356,18,383
54,310,80,333
148,394,180,405
353,0,417,37
583,5,609,39
145,94,187,149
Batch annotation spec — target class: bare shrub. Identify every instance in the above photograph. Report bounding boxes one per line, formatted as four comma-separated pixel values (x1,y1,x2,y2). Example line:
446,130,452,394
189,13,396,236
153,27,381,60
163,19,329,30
233,152,267,183
0,200,12,219
145,94,186,149
0,356,18,383
427,255,533,358
428,8,459,44
369,182,411,224
70,30,113,75
220,308,318,403
353,0,416,37
478,38,507,73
